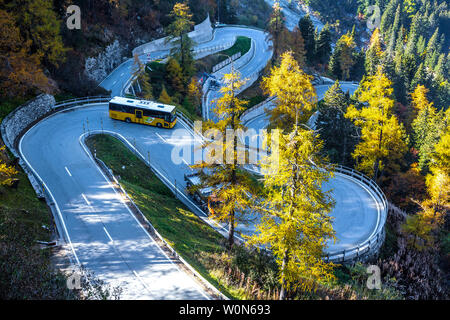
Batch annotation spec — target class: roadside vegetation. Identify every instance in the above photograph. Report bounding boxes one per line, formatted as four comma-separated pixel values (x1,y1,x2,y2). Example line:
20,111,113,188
86,133,404,300
0,141,121,299
0,0,448,301
195,36,252,74
0,144,75,299
86,133,257,299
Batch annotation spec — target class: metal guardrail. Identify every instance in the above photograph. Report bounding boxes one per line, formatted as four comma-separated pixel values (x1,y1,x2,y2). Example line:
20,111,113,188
324,165,388,263
240,97,276,124
212,52,241,73
53,96,111,110
80,130,228,299
215,24,266,32
15,99,227,299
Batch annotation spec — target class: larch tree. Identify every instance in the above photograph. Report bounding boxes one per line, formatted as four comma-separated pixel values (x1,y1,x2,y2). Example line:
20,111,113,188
193,69,253,249
2,0,66,67
247,52,336,299
166,2,196,80
262,51,317,132
248,125,335,299
426,121,450,213
166,57,185,96
267,1,284,63
291,27,306,68
187,77,202,115
139,70,154,100
345,68,408,181
0,9,50,96
0,147,18,187
403,122,450,250
365,28,385,76
338,32,356,81
132,54,153,100
158,85,172,104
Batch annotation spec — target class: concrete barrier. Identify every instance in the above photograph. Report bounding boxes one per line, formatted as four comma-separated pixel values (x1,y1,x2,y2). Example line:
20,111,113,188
132,15,213,57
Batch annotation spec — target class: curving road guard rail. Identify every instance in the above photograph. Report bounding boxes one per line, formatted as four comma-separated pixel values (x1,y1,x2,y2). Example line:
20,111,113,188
14,97,111,255
80,130,228,300
240,97,276,125
324,165,388,264
13,99,229,299
53,96,111,110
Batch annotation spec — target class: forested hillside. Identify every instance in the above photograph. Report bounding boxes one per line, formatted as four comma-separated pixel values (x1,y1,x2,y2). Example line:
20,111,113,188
0,0,266,100
0,0,448,301
301,0,449,107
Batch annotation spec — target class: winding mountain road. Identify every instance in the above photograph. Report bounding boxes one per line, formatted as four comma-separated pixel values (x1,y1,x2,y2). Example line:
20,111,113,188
18,22,385,299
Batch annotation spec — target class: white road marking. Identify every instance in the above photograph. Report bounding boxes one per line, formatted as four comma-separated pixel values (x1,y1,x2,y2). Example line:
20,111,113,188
155,132,166,143
65,166,72,177
132,270,152,291
120,73,124,77
112,80,117,85
81,193,91,206
103,227,114,243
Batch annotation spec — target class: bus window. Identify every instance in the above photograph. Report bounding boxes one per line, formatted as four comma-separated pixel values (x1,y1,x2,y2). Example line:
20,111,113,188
143,109,155,117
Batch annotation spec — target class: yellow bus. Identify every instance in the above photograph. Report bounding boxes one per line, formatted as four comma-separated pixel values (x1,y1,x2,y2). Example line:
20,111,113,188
108,96,177,128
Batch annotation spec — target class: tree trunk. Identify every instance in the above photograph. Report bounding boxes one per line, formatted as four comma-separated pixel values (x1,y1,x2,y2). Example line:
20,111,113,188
228,211,235,249
279,250,289,300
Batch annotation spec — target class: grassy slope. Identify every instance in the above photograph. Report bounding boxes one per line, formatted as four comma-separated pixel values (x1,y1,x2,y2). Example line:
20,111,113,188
85,134,245,299
0,97,50,240
0,171,51,241
195,36,252,74
0,97,30,123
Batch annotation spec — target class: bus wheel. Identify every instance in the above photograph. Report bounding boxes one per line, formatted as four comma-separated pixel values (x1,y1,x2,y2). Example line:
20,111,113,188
125,118,131,123
156,123,162,128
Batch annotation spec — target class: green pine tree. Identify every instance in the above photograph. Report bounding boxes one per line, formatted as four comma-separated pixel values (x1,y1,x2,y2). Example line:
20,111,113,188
315,24,332,69
317,81,357,165
298,15,316,65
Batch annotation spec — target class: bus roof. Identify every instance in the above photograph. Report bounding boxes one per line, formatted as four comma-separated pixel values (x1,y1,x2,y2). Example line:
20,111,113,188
109,96,176,114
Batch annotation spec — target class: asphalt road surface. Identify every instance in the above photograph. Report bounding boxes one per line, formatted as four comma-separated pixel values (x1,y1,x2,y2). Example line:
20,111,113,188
20,106,210,300
19,23,382,299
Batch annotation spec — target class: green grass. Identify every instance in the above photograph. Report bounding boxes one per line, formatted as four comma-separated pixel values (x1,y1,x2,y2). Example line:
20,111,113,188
0,96,32,123
85,134,243,299
0,96,51,241
221,36,252,61
0,170,51,241
54,93,77,102
196,36,252,74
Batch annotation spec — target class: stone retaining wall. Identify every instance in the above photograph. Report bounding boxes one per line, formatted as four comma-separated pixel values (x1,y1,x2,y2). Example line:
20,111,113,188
1,94,55,157
0,94,55,198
